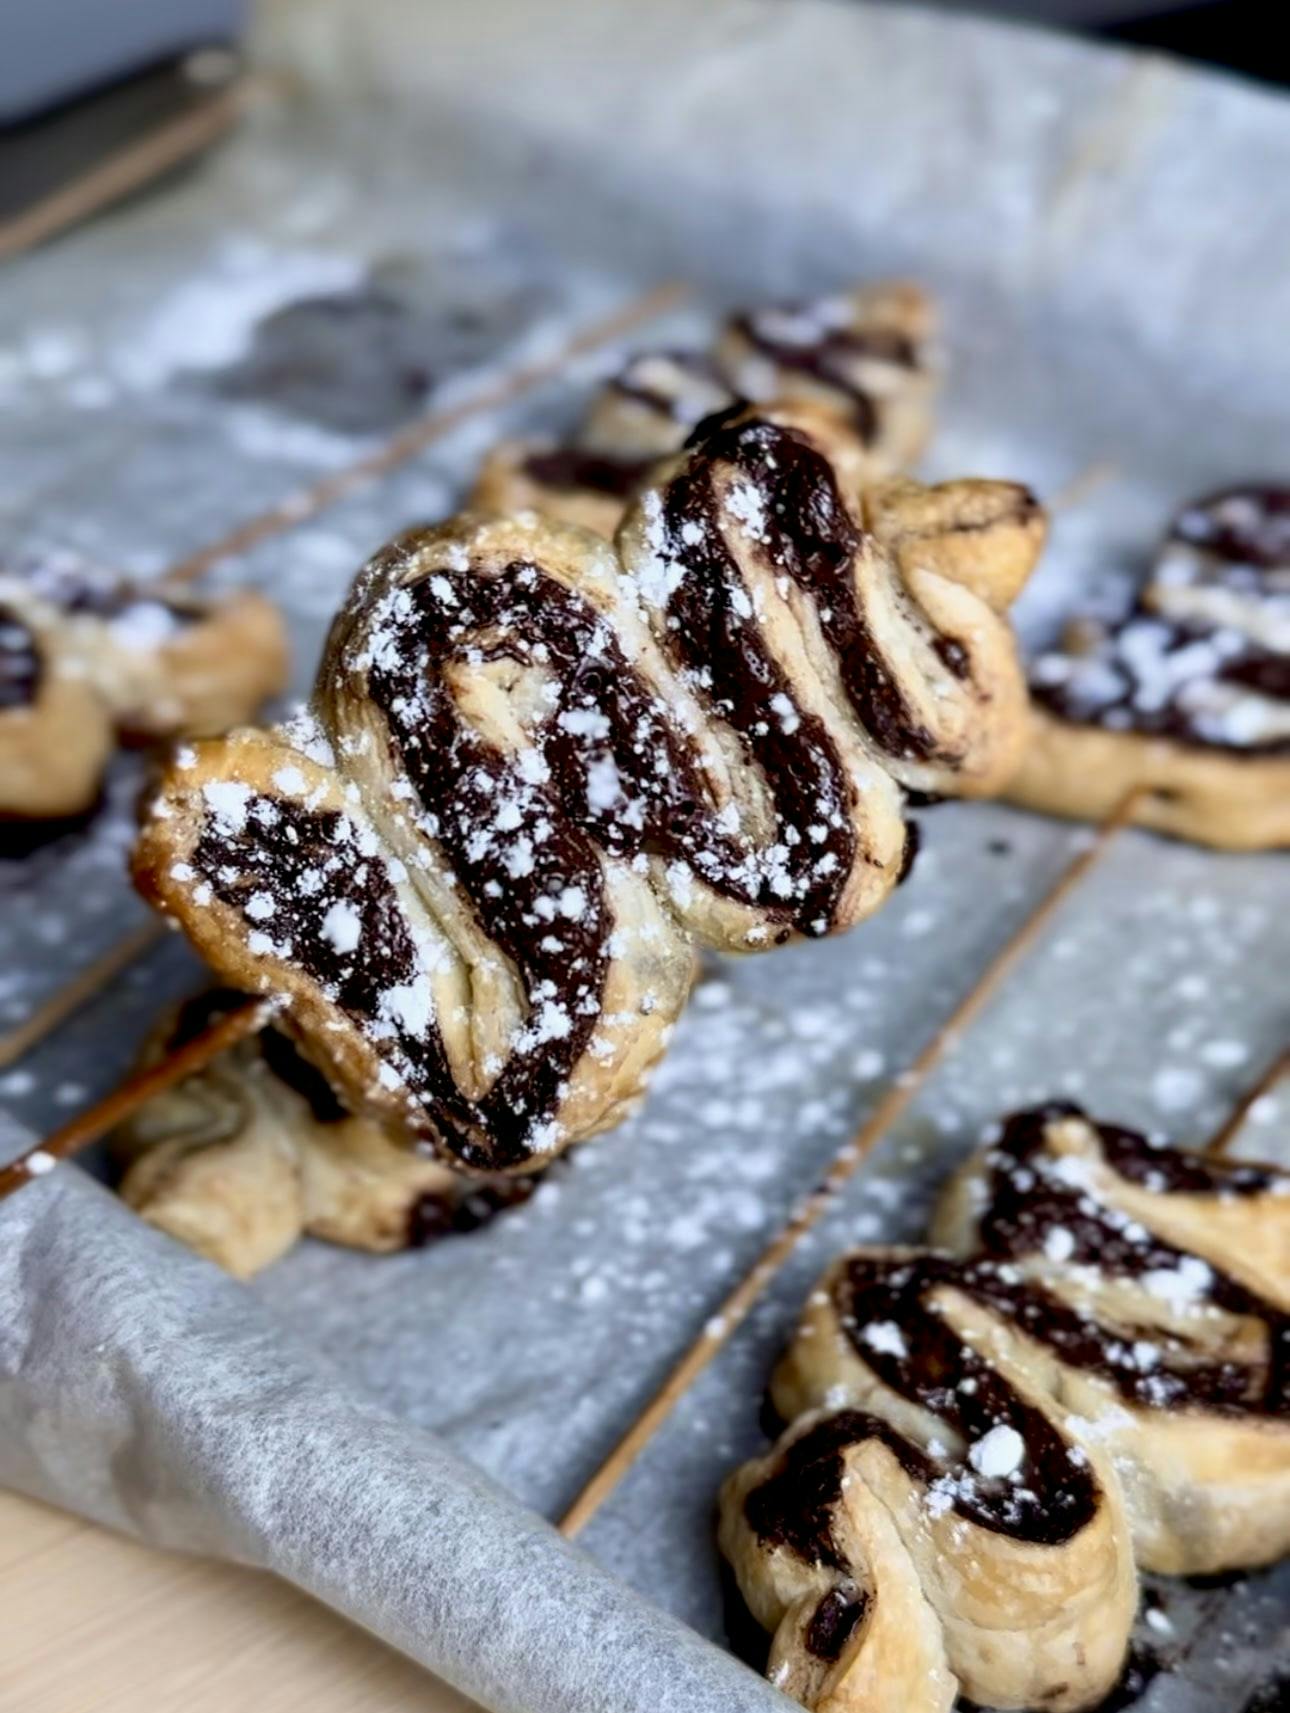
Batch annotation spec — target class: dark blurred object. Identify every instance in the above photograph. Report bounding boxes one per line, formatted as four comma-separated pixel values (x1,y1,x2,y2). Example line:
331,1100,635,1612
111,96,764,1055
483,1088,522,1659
0,49,249,261
0,0,246,123
915,2,1290,89
1103,3,1290,89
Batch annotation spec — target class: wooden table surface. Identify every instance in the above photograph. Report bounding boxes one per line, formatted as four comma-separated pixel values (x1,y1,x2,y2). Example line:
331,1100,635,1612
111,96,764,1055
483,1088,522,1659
0,1491,478,1713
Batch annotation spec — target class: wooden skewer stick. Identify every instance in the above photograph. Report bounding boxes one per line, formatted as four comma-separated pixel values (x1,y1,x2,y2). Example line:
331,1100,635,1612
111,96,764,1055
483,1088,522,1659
0,997,270,1202
163,280,689,586
0,282,687,1071
558,790,1145,1538
1204,1043,1290,1158
0,75,262,263
0,919,168,1071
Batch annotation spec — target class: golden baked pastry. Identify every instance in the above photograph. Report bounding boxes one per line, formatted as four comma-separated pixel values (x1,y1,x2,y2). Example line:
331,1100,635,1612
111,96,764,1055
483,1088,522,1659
721,1103,1288,1712
471,282,938,536
1005,487,1290,849
0,553,289,821
133,404,1044,1173
112,990,539,1278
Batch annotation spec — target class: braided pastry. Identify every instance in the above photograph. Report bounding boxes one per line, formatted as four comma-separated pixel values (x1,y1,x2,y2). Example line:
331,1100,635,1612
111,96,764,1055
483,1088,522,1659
112,990,540,1278
133,404,1044,1173
0,553,288,822
471,282,937,537
720,1103,1289,1713
1005,486,1290,849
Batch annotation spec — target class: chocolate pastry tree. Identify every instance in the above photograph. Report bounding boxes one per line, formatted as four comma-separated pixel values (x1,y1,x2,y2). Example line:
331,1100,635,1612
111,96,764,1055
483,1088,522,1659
721,1104,1290,1713
134,403,1044,1173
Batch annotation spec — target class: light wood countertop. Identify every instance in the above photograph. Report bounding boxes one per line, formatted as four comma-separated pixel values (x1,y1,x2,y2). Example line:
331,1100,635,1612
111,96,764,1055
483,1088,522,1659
0,1491,478,1712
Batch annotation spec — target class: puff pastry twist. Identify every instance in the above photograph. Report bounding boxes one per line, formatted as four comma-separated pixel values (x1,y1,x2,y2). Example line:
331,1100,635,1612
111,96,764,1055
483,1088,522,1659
134,404,1043,1172
721,1104,1289,1713
112,990,540,1278
472,282,937,537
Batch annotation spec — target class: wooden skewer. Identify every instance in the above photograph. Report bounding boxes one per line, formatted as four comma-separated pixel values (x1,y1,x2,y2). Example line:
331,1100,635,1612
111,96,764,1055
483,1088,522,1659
0,919,167,1071
1204,1043,1290,1158
0,75,260,263
557,790,1145,1538
0,282,687,1071
163,280,689,586
0,997,270,1201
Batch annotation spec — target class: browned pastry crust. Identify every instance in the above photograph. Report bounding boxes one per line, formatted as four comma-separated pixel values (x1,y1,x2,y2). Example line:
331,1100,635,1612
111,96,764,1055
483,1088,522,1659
133,405,1043,1173
721,1103,1289,1712
1005,486,1290,849
0,555,289,820
112,990,538,1278
0,601,113,819
471,283,939,537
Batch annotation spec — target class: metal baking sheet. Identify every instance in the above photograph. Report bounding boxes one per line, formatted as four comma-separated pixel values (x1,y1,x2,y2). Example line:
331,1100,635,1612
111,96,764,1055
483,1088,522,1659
2,2,1288,1707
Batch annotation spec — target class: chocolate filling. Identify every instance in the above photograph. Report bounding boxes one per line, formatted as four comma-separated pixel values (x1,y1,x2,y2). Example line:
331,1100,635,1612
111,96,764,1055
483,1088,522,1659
15,557,200,628
1032,484,1290,755
1170,485,1290,570
971,1104,1288,1415
661,415,946,774
522,447,655,499
730,308,918,444
1031,614,1290,756
804,1586,867,1662
0,604,41,711
608,349,734,422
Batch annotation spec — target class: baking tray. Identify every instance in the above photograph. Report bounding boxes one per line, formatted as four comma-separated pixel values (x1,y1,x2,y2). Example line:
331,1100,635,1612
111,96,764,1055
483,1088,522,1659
2,1,1287,1707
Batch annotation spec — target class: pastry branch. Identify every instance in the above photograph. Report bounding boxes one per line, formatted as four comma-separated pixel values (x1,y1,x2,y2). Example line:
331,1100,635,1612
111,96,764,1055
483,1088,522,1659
134,404,1045,1173
721,1104,1290,1713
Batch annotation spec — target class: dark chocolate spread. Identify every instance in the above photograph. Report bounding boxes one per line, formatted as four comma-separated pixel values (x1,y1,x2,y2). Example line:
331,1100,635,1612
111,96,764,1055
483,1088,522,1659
804,1586,868,1662
1032,485,1290,755
1170,485,1290,570
971,1104,1288,1415
522,446,655,499
730,304,918,444
608,349,735,424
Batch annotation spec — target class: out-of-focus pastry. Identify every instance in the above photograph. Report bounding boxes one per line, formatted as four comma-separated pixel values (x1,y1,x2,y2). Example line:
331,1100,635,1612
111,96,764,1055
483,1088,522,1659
471,281,939,536
113,989,541,1278
0,553,289,821
1005,487,1290,849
